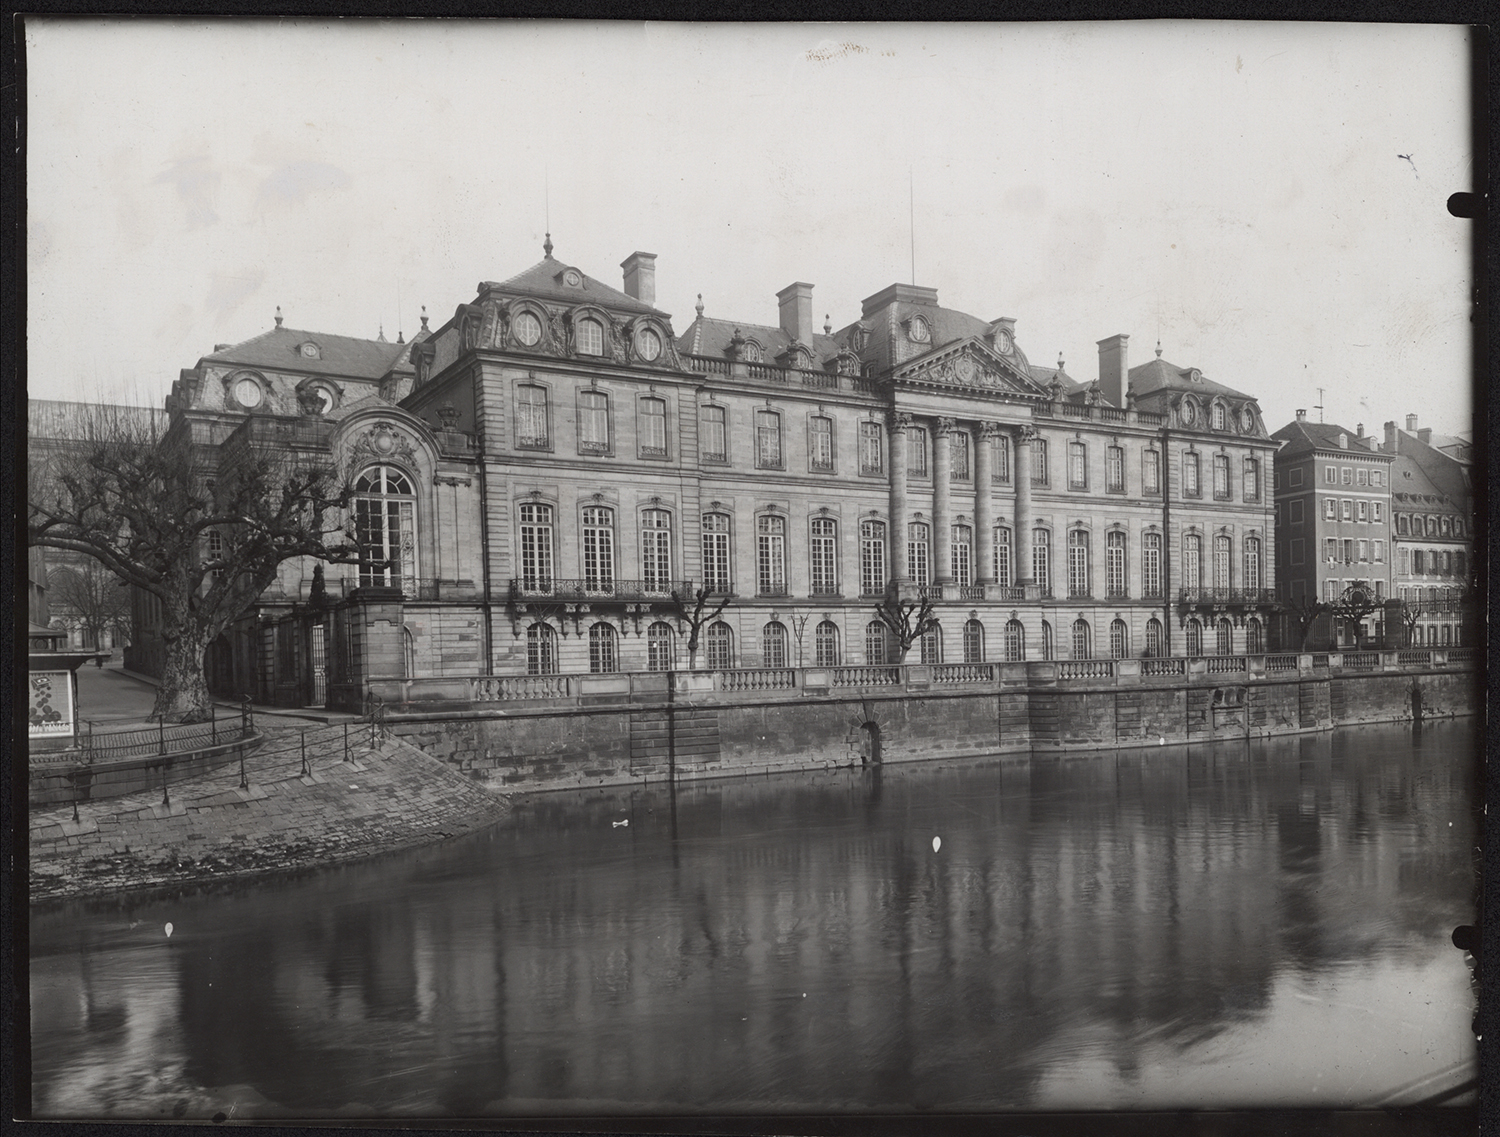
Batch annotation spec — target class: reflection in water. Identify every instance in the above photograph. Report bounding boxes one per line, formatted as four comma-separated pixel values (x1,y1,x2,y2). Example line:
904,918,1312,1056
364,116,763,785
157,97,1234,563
31,720,1478,1117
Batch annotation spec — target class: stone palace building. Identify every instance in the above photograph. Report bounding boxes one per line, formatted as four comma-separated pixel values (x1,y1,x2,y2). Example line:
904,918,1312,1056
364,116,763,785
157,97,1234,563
131,238,1280,708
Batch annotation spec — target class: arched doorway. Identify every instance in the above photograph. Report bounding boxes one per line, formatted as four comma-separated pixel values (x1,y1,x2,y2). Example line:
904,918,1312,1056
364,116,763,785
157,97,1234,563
859,721,882,766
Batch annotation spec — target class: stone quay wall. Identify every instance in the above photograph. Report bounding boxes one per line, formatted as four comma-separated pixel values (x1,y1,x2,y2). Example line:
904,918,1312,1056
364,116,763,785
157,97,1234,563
383,656,1479,796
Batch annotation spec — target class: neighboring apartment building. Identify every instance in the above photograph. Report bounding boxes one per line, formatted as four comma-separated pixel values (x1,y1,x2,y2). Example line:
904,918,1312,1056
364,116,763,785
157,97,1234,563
119,238,1280,707
1383,415,1476,648
1270,412,1394,648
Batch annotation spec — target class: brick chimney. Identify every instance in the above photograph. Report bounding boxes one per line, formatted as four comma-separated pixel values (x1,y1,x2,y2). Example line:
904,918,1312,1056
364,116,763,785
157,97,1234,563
1406,413,1419,432
778,282,815,345
1356,423,1365,438
1096,334,1129,407
1296,409,1307,421
621,252,657,306
1384,420,1398,453
1418,426,1432,446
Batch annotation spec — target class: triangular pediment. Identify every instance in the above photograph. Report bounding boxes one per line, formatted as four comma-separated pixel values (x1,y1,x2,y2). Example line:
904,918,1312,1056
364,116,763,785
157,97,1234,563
892,339,1047,398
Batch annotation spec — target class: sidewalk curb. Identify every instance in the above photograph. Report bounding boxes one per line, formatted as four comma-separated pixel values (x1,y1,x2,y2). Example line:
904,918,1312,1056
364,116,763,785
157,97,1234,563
114,667,363,727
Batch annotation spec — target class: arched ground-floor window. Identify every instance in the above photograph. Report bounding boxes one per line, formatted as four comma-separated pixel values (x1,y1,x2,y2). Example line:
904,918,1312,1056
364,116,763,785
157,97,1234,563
1109,619,1128,659
1246,617,1264,654
1216,618,1233,655
705,621,735,670
1145,617,1164,658
763,620,789,667
1185,618,1203,658
963,618,984,663
527,623,557,675
865,620,890,665
1004,619,1025,662
1071,619,1091,660
647,621,675,670
589,622,618,673
815,620,840,666
920,624,942,664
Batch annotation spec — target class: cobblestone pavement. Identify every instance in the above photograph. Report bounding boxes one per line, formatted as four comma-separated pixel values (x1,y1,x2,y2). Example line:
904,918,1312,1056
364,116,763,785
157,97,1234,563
29,720,511,904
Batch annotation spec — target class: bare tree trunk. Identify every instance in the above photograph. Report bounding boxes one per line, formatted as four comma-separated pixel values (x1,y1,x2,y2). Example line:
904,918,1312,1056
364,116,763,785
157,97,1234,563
153,630,213,722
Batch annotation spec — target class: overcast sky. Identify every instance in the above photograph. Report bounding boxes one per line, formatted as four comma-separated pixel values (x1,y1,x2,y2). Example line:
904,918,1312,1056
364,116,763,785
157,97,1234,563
26,19,1474,438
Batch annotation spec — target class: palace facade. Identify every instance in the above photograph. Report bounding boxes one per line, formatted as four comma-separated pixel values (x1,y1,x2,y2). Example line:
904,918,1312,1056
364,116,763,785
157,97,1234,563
132,239,1279,707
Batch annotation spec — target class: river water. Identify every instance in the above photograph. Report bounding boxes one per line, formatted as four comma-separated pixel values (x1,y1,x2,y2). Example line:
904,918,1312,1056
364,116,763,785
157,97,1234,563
29,720,1479,1119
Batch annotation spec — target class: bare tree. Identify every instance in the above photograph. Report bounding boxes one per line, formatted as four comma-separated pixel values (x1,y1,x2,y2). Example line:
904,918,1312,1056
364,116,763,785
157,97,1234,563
45,560,132,650
1328,580,1380,647
872,588,939,663
1285,596,1330,650
669,585,732,671
29,407,359,722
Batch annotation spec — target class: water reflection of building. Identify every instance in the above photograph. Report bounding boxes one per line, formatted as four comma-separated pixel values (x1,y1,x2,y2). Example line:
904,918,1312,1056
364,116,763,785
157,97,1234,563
31,725,1475,1115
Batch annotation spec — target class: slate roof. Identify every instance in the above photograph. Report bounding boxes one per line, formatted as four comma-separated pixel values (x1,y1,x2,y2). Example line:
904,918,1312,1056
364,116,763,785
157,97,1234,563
1271,419,1393,459
490,255,663,316
202,326,411,381
1028,365,1091,399
1128,355,1255,402
678,314,843,364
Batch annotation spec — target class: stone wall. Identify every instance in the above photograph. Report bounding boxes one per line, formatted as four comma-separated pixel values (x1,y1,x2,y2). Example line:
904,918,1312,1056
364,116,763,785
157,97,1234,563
387,664,1479,795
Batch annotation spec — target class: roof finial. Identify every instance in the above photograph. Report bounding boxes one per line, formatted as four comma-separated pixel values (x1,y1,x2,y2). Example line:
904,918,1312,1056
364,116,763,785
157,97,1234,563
274,306,283,328
543,232,554,259
824,313,832,336
1057,353,1065,371
420,305,429,331
1156,339,1163,359
377,321,388,343
695,293,704,318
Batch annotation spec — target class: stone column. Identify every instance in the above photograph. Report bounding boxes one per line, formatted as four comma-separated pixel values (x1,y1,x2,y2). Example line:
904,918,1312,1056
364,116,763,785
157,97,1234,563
1015,426,1036,590
933,417,955,585
888,411,910,588
976,423,998,586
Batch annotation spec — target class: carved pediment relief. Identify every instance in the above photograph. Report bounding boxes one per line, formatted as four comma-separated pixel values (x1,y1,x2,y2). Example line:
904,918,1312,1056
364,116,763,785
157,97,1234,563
346,421,419,471
894,341,1043,397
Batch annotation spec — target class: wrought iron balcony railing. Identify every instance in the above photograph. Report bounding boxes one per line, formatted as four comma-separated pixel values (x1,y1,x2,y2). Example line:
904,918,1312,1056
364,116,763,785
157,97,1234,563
508,578,695,602
1177,587,1278,605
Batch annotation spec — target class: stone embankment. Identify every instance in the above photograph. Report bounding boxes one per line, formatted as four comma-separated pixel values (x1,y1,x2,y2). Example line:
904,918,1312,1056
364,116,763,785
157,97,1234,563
29,723,511,904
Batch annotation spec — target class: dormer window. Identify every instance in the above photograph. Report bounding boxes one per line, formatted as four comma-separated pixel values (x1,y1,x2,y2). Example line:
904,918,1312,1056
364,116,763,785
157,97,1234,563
635,327,663,362
743,340,763,363
563,268,583,287
1211,401,1227,431
298,341,321,360
513,311,542,347
908,315,931,344
577,317,604,356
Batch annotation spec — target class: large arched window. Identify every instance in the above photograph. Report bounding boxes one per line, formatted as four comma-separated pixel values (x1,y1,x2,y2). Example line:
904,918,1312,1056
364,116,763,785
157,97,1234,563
1109,619,1129,659
517,501,554,592
1145,616,1164,658
647,621,675,671
576,316,604,356
1246,617,1264,654
1185,618,1203,658
582,506,615,592
355,465,418,594
1004,619,1025,662
702,513,732,593
952,524,973,587
1215,617,1233,655
920,623,942,664
811,518,838,595
589,623,618,673
963,618,985,663
527,623,558,675
1182,533,1202,591
815,620,841,666
758,515,787,595
860,520,887,597
763,621,788,668
994,527,1013,588
640,509,672,593
865,620,890,665
1071,618,1092,660
908,522,931,586
704,621,735,670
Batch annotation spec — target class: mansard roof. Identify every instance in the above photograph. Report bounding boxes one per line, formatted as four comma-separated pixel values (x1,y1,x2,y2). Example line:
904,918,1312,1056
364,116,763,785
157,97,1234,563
489,255,663,316
202,325,411,381
677,314,843,364
1128,355,1255,402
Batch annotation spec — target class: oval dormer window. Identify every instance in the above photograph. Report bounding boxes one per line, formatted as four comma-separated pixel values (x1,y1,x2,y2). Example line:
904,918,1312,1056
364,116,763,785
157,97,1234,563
909,316,930,344
636,327,663,362
514,311,542,347
233,376,264,409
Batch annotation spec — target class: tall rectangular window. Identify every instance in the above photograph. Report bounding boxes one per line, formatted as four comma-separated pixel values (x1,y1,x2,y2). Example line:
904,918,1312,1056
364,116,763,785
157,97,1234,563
1342,500,1353,521
994,528,1012,588
701,513,731,592
1144,448,1161,494
581,506,615,591
1182,534,1202,589
1067,530,1090,598
1243,457,1261,501
860,521,886,596
640,509,673,593
991,434,1011,484
1324,537,1337,562
1244,536,1262,591
638,397,667,457
1213,453,1230,499
1212,536,1230,588
1289,500,1304,524
517,384,549,448
907,426,929,476
757,515,787,594
1183,452,1201,497
810,518,838,594
579,390,610,454
951,432,971,481
1032,529,1051,592
1106,446,1124,493
1106,531,1126,597
951,525,973,586
1324,498,1337,520
1357,501,1368,522
1032,439,1049,485
1068,442,1088,490
701,405,727,462
1372,538,1385,563
1372,501,1383,523
518,502,554,590
756,411,783,469
1142,532,1162,598
1357,469,1369,486
907,522,930,586
809,416,834,472
859,421,883,474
